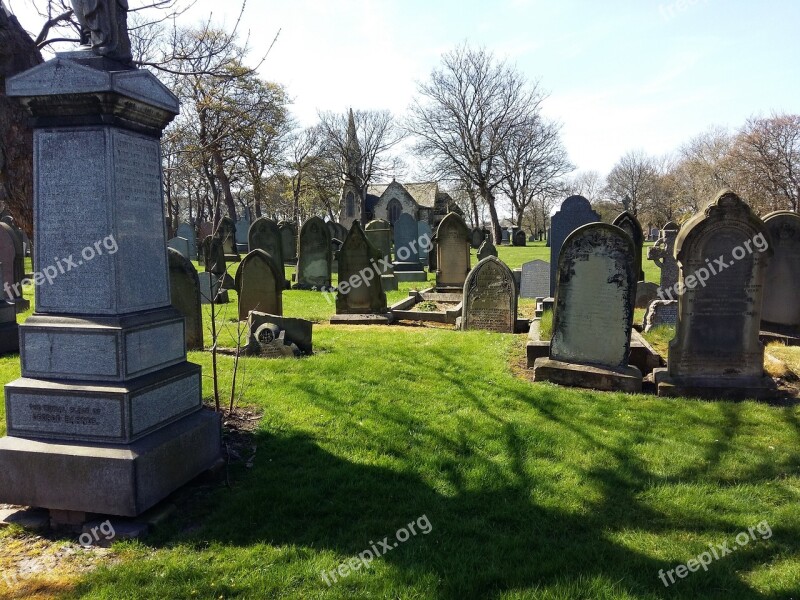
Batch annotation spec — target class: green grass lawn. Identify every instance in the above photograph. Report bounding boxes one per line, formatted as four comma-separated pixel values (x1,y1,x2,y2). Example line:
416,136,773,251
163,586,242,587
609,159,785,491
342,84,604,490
1,248,798,599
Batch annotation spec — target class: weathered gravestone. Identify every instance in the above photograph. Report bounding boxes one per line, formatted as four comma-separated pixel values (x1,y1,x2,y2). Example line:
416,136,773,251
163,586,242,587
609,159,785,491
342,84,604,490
278,221,297,262
435,212,471,292
461,256,517,333
0,263,19,355
365,219,396,291
613,211,644,281
235,249,283,321
648,221,680,297
168,248,203,350
248,217,285,285
418,221,433,263
643,221,680,329
0,222,28,313
235,215,250,252
761,211,800,335
176,223,197,260
0,52,220,517
520,260,550,299
513,229,527,247
332,221,388,323
501,229,510,245
219,216,240,261
295,216,332,290
477,239,498,261
167,236,190,259
201,235,234,290
393,213,422,270
198,271,228,304
534,223,642,392
654,190,774,399
549,195,600,296
470,228,485,249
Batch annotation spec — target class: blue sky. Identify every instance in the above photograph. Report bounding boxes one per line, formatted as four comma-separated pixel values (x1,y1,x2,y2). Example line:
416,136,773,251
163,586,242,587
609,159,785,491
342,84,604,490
10,0,800,176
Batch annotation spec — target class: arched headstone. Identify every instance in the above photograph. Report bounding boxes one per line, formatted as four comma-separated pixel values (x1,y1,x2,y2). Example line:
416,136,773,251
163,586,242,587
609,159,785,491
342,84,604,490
435,212,471,292
534,223,641,392
761,211,800,333
613,211,644,281
219,217,240,261
278,221,297,262
296,217,332,290
248,217,285,284
235,249,283,321
654,190,774,399
335,222,387,315
549,196,600,296
477,239,498,261
462,256,517,332
168,248,203,350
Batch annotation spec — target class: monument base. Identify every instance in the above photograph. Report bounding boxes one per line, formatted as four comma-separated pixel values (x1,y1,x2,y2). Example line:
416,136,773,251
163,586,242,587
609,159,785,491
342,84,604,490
381,274,398,291
395,271,428,283
330,313,392,326
0,321,19,355
533,358,642,393
653,369,777,400
0,409,221,517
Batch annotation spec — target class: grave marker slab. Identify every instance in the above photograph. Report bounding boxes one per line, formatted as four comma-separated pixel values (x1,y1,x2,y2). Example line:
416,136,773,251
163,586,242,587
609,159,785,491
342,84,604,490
278,221,297,262
612,211,644,281
176,224,197,260
235,249,283,321
549,195,600,296
520,260,550,299
295,216,332,290
761,211,800,334
477,239,498,261
333,221,388,319
167,236,190,259
248,217,285,284
435,212,471,292
168,248,203,350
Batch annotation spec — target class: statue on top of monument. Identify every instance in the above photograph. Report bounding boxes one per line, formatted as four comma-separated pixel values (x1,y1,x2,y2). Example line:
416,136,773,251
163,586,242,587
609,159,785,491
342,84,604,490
71,0,132,64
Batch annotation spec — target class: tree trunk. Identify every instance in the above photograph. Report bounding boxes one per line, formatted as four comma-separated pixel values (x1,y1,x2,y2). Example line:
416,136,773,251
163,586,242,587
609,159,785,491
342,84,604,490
0,8,43,240
481,187,502,244
210,148,237,222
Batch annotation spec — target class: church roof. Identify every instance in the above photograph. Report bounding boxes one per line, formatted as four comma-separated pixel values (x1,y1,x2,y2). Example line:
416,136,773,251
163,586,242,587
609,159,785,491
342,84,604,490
368,181,440,209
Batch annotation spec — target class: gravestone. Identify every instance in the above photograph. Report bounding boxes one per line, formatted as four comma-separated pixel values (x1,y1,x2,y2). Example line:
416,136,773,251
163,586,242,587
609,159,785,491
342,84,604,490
534,223,641,392
549,195,600,296
643,300,678,333
326,220,338,244
219,217,240,261
235,215,250,252
0,263,19,355
435,212,471,292
393,213,422,269
176,223,197,260
201,235,233,290
512,229,527,247
761,211,800,334
0,222,28,313
278,221,297,262
235,249,283,321
295,216,332,290
418,221,433,263
613,211,644,281
248,217,285,284
167,236,190,259
648,221,680,297
461,256,517,333
168,248,203,350
477,239,498,261
333,221,388,320
198,272,228,304
470,228,484,249
520,260,550,299
653,190,774,399
0,53,220,517
365,219,396,290
501,229,510,245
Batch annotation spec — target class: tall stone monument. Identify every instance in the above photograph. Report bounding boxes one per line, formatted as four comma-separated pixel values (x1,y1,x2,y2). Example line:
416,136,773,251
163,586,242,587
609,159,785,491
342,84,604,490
654,191,774,399
0,36,220,517
549,196,600,296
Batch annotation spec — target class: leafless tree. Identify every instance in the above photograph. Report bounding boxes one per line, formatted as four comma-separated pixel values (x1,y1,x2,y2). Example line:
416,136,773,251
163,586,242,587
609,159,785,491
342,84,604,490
407,43,546,244
499,114,573,228
604,149,658,217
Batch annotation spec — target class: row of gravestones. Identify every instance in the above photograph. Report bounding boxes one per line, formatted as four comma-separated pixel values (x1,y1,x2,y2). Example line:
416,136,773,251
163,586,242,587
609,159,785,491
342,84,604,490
170,218,299,264
533,189,792,400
